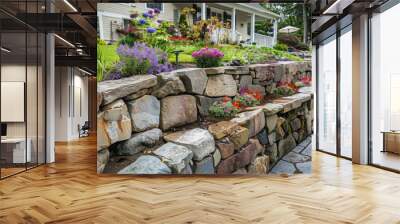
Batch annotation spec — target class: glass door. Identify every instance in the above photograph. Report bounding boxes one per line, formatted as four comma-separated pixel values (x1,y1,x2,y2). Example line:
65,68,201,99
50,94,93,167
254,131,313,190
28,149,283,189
317,35,337,155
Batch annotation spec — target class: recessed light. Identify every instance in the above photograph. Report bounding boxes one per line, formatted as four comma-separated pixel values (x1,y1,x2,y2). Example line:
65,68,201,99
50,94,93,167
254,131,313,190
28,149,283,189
1,47,11,53
63,0,78,12
54,34,75,48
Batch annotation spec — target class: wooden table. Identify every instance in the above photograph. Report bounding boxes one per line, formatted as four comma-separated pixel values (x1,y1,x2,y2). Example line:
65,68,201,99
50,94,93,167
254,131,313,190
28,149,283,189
381,131,400,154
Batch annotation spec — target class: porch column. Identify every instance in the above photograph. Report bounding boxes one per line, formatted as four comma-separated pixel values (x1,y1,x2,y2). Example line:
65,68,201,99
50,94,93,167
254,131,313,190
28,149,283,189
201,3,206,20
231,8,236,42
273,19,278,46
251,13,255,43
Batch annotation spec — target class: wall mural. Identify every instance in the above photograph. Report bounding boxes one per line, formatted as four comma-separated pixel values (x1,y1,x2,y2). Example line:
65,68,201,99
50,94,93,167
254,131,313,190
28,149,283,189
97,2,313,175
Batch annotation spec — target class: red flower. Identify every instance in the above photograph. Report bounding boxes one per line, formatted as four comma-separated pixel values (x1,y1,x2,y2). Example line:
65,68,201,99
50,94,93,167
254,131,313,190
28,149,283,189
222,96,231,103
232,100,241,109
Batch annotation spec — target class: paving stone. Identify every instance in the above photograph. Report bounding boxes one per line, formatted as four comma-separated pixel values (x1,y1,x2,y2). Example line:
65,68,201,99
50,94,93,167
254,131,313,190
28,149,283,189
282,151,311,163
295,162,312,174
300,144,312,157
269,160,296,175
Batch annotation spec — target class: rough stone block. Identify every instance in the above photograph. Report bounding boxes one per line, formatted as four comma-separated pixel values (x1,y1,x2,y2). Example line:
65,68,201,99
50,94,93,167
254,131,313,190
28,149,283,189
208,121,238,140
205,74,237,97
176,68,208,94
153,142,193,174
166,128,215,161
217,155,236,174
217,141,235,159
195,96,226,117
127,95,160,132
248,155,269,175
195,156,215,174
229,126,249,150
160,95,197,131
231,109,265,137
235,143,257,169
112,128,163,156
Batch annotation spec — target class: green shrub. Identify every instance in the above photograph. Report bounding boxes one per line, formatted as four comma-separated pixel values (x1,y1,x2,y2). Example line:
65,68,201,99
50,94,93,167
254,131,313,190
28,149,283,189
274,43,288,51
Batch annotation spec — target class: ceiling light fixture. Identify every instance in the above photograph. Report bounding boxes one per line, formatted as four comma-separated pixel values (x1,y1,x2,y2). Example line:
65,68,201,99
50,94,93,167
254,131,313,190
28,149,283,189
54,34,75,48
78,67,92,76
63,0,78,12
1,47,11,53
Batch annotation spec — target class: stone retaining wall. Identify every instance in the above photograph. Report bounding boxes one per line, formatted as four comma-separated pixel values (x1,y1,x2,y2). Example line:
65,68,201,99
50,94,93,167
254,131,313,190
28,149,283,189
97,61,313,175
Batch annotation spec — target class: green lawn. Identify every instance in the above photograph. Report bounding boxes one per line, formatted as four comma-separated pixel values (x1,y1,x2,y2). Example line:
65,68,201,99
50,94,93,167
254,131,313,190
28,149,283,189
98,42,303,69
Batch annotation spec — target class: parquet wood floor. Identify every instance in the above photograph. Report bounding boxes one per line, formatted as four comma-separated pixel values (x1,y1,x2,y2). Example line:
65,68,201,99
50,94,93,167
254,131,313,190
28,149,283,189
1,135,400,224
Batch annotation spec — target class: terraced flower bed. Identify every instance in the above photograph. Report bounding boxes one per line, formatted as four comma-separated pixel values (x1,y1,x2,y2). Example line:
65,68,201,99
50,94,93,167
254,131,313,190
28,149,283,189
97,61,313,175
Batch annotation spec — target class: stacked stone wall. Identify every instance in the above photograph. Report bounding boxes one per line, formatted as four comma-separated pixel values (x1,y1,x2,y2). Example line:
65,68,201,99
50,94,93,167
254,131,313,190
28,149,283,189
97,61,313,175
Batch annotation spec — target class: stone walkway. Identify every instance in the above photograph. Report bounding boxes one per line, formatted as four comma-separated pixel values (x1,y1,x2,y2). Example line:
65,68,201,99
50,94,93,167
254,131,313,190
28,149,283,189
270,137,312,174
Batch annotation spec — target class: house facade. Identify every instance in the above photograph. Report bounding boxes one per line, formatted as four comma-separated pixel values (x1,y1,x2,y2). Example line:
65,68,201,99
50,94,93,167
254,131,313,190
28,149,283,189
97,3,279,47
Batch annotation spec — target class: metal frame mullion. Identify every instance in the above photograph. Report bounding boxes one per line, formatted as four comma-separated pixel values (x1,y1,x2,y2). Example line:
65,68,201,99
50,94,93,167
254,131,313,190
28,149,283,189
336,26,341,157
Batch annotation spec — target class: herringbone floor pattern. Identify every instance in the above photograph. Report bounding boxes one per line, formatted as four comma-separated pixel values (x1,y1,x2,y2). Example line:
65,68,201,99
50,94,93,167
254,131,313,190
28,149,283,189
1,135,400,224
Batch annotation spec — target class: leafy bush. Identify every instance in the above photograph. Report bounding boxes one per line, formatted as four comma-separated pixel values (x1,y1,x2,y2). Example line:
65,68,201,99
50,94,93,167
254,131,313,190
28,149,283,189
116,43,172,77
117,9,174,51
274,43,288,51
192,47,224,68
278,33,309,51
273,81,298,96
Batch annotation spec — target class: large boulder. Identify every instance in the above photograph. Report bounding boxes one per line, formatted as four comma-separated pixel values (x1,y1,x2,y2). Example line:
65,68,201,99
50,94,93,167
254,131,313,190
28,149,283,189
127,95,160,132
204,74,237,97
112,128,163,156
98,75,157,105
231,109,265,137
195,96,226,117
208,121,238,140
160,95,197,131
176,68,208,94
165,128,215,161
153,142,193,174
118,155,171,174
152,72,186,98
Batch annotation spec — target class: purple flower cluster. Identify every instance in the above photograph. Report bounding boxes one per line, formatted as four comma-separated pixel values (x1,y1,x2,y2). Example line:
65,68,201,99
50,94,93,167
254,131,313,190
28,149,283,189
146,27,157,33
116,43,172,75
192,48,224,59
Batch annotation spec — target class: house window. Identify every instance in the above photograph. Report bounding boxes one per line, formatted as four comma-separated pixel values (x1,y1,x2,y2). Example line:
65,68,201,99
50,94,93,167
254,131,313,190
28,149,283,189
146,3,163,12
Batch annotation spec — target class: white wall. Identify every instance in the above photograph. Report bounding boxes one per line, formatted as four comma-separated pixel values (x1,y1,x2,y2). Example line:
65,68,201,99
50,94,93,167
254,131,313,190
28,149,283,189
54,67,89,141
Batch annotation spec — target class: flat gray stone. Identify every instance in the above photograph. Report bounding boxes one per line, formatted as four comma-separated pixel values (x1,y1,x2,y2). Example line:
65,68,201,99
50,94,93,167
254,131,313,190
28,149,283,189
153,143,193,173
270,160,296,175
300,144,312,157
225,66,250,75
152,73,186,98
118,155,171,174
292,145,304,153
98,75,157,105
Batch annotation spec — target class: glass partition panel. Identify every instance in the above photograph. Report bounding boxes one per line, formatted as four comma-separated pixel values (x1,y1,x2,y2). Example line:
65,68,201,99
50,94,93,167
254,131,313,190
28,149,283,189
317,35,337,154
371,3,400,171
339,27,352,158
